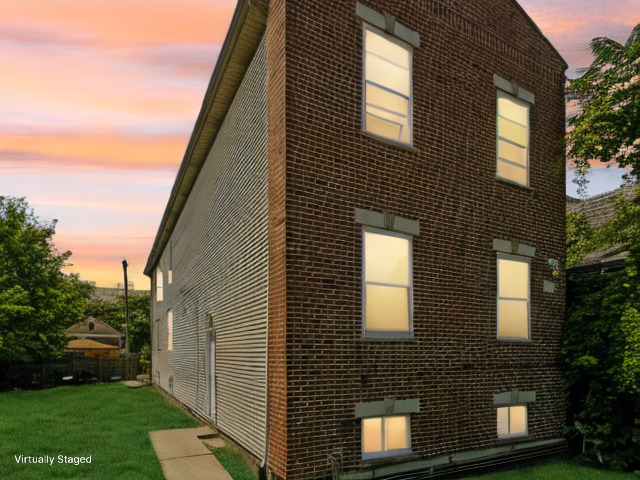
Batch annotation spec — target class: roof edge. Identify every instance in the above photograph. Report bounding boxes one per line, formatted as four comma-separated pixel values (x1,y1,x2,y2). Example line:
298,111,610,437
144,0,268,276
509,0,568,70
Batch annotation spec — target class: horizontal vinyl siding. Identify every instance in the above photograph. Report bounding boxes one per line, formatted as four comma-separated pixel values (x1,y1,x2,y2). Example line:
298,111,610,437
151,36,268,458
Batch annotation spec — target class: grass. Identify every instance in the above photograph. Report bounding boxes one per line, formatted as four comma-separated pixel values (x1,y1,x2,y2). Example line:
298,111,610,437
1,385,636,480
0,383,199,479
458,459,639,480
213,448,258,480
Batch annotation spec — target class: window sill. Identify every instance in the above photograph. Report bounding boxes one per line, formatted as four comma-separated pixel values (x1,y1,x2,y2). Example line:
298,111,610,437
362,332,414,341
360,130,418,152
495,176,533,190
497,434,529,442
496,337,532,343
362,450,416,464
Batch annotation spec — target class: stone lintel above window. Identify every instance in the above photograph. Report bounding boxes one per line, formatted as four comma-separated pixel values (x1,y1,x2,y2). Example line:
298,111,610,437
355,398,420,418
356,208,420,236
356,2,420,47
493,390,536,406
493,74,535,105
492,239,535,258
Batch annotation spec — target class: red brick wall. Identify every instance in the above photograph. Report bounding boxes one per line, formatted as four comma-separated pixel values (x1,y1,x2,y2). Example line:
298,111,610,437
268,0,566,478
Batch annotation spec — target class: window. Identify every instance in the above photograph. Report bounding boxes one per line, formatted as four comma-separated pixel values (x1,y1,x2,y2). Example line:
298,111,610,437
363,228,412,337
497,255,530,340
363,25,412,145
496,90,529,186
362,415,411,459
167,309,173,351
156,267,163,302
497,405,528,438
155,319,161,351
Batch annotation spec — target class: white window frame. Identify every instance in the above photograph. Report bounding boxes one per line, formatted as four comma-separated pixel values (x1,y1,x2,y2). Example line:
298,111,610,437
156,267,163,302
362,414,412,460
497,254,530,341
362,227,413,339
362,23,413,146
496,90,530,187
167,309,173,351
497,405,528,439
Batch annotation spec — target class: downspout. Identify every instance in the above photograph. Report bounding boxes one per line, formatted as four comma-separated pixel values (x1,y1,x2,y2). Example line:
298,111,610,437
260,295,270,480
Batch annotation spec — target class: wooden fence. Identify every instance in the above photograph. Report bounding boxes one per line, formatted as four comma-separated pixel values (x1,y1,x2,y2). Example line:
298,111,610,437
0,353,141,391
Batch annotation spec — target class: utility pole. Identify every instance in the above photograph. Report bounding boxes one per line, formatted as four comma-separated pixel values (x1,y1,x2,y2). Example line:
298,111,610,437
122,259,130,355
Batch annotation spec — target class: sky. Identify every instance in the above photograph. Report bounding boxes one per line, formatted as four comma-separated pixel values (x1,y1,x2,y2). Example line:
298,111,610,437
1,1,639,288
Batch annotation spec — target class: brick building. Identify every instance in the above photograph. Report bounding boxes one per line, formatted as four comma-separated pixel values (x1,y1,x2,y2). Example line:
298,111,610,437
145,1,567,478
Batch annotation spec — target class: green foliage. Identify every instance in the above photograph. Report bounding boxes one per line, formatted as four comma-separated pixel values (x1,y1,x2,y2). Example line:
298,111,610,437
0,197,93,362
563,270,640,470
139,345,151,374
567,212,596,267
84,293,150,353
567,24,640,181
564,188,640,470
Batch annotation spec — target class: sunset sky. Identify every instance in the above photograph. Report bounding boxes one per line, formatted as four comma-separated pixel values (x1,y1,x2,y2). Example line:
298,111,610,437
1,1,638,288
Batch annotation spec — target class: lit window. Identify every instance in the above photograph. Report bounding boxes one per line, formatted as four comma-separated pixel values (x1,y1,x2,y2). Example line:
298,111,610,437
497,406,528,438
497,91,529,186
167,309,173,351
363,25,412,145
363,228,412,337
156,268,163,302
362,415,411,459
497,255,530,340
155,319,161,351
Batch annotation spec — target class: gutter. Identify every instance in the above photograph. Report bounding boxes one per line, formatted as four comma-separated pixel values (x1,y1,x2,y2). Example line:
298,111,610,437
144,0,268,277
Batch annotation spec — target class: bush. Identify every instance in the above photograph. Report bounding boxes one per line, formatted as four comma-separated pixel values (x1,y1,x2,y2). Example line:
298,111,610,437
563,271,640,470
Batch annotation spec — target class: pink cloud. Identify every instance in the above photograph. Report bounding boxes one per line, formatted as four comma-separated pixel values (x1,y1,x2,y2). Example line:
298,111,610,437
2,0,236,47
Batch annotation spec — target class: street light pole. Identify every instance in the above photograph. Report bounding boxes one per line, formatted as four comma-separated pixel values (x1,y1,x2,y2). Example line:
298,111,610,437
122,259,130,355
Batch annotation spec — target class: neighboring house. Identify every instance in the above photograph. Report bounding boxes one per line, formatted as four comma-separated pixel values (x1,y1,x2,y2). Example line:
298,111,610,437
566,187,633,274
66,317,123,349
145,1,567,479
92,286,150,302
66,338,120,359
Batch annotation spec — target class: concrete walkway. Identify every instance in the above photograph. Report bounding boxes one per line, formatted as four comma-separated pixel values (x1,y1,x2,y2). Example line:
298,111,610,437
150,426,233,480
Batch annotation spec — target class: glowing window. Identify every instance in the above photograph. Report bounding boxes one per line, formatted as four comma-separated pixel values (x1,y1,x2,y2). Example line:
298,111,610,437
497,406,528,438
156,268,163,302
167,309,173,351
363,25,412,145
497,91,529,186
497,255,530,340
363,228,412,337
362,415,411,459
155,319,161,351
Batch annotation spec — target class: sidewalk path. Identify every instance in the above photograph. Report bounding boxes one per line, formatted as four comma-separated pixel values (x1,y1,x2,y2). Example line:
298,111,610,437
150,426,233,480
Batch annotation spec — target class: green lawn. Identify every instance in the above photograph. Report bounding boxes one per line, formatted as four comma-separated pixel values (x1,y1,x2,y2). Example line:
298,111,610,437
459,460,638,480
0,383,199,479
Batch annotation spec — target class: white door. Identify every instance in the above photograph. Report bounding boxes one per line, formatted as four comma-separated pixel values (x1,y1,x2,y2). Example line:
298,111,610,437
208,332,216,419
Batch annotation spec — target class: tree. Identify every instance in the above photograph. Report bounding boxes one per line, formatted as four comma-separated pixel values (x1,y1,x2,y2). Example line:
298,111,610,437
84,293,150,353
563,187,640,470
566,211,595,267
567,24,640,183
0,197,93,362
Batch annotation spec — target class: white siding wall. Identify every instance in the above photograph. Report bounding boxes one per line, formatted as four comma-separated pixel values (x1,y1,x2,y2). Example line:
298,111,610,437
151,36,268,457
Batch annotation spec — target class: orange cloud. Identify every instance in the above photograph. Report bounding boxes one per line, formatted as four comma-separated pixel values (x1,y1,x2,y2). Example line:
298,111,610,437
0,131,188,170
55,234,153,289
2,0,236,46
